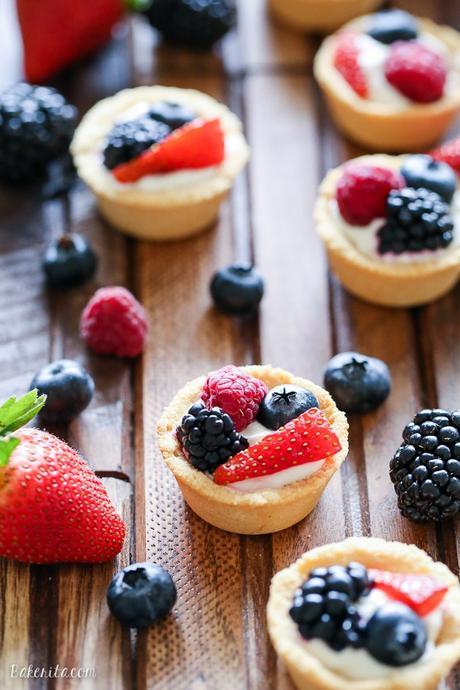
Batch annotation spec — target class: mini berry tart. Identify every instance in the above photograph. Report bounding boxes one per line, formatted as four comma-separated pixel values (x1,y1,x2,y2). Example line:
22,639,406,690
157,365,348,534
267,537,460,690
268,0,381,34
313,10,460,151
315,153,460,307
71,86,249,241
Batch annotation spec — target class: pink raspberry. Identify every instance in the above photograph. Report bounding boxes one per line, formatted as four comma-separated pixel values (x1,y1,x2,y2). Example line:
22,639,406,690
336,163,405,226
80,286,148,358
201,366,268,432
384,42,447,103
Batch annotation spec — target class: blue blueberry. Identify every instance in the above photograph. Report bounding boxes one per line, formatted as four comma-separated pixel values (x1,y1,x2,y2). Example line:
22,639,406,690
43,233,98,287
324,352,391,414
368,9,418,44
210,263,264,316
107,562,177,629
30,359,94,423
366,603,427,666
148,101,196,130
257,384,319,431
401,155,456,203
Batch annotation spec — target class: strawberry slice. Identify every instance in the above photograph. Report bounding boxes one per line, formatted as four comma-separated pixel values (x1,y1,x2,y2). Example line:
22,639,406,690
113,118,225,183
430,137,460,174
213,408,342,485
370,569,448,617
333,33,368,99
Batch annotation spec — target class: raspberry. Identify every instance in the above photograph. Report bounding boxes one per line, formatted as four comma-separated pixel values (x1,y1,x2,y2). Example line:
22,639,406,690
430,137,460,174
384,42,447,103
333,33,368,98
80,286,148,358
201,366,268,432
336,163,405,226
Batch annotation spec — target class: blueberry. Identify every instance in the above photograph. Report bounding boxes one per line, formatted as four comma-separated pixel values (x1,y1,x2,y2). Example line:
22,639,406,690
257,384,318,431
324,352,391,414
30,359,94,423
107,562,177,629
366,603,427,667
148,101,196,130
401,155,456,203
43,233,98,288
367,9,418,45
210,263,264,316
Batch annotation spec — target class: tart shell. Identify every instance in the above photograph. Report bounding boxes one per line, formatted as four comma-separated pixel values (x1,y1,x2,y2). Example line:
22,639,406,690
314,17,460,152
315,154,460,307
268,0,382,34
156,365,349,535
267,537,460,690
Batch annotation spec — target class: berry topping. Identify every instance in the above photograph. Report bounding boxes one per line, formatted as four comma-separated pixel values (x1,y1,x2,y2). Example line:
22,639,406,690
29,359,94,424
107,562,177,629
146,0,236,49
365,603,427,667
431,137,460,175
113,118,225,183
103,116,171,170
384,42,447,104
42,233,98,287
336,164,404,226
367,9,418,45
177,402,248,472
390,408,460,522
333,33,368,98
0,83,78,185
324,352,391,414
370,569,448,617
80,286,148,358
202,366,268,432
147,101,197,130
213,408,341,485
401,154,456,204
210,263,264,316
257,385,319,431
289,563,371,651
378,187,454,255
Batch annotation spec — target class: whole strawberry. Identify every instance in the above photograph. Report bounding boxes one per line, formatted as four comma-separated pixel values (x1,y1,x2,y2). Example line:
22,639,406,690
80,286,148,358
0,390,126,564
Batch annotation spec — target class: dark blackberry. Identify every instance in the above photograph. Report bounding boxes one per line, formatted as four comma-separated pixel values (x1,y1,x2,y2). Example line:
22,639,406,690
147,0,236,49
103,117,170,170
390,408,460,522
289,563,371,651
378,187,454,255
148,102,197,130
0,83,78,185
177,402,248,472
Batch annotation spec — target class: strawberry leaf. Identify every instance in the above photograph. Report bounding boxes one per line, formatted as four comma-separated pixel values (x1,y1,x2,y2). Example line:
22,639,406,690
0,437,20,467
0,390,46,436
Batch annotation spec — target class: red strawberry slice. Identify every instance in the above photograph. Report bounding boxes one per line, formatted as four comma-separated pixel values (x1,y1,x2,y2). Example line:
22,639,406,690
370,569,448,617
430,138,460,174
213,408,341,485
333,33,368,98
113,118,225,183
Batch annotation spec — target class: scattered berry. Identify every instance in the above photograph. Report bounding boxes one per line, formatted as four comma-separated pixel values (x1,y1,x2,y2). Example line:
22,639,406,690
324,352,391,414
210,263,264,316
370,569,448,618
257,384,319,431
29,359,94,424
0,83,78,184
42,233,98,287
378,187,454,255
103,116,170,170
430,137,460,175
336,164,404,226
80,286,148,358
367,9,418,45
366,603,427,667
107,562,177,629
177,401,248,472
201,365,268,432
390,408,460,523
401,154,456,203
147,101,197,130
213,408,341,485
333,33,368,98
384,42,447,103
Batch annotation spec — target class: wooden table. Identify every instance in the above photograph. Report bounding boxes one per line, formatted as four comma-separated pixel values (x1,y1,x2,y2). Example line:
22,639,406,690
1,1,460,688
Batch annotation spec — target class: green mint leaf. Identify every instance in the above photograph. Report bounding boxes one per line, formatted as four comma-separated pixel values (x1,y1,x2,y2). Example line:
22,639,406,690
0,436,20,467
0,390,46,436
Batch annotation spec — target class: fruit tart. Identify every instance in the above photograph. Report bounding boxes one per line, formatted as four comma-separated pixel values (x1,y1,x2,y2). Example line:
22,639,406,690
314,9,460,151
71,86,249,241
315,152,460,307
268,0,382,35
157,365,348,534
267,537,460,690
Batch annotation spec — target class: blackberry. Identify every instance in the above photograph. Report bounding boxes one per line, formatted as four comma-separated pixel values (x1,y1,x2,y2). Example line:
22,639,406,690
103,117,170,170
390,408,460,522
0,83,78,185
289,563,371,652
378,187,454,255
177,402,248,472
147,0,236,49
